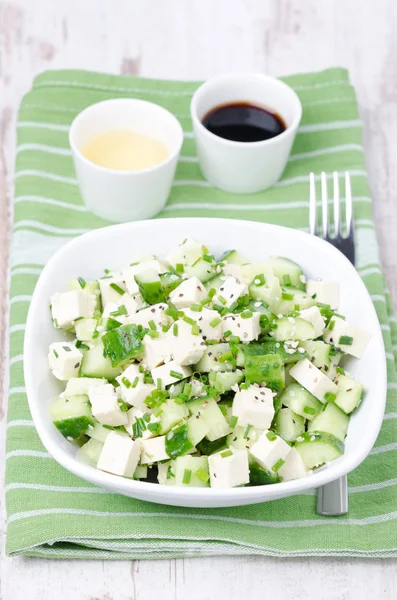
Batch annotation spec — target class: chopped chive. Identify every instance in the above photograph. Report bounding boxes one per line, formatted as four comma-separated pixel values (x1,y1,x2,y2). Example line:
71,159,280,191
243,424,252,439
175,263,184,273
229,301,238,312
190,304,202,312
148,319,157,330
118,398,129,412
53,349,59,358
208,288,216,299
272,458,285,472
221,449,233,458
254,274,265,286
92,330,99,339
217,295,227,305
229,335,240,344
192,324,200,336
170,370,183,380
174,394,188,405
131,376,139,388
53,318,58,327
229,416,238,428
75,340,89,350
142,413,151,423
294,304,300,311
162,324,171,333
311,293,317,299
329,345,338,356
196,468,209,483
240,382,249,390
223,330,232,338
143,372,154,384
157,378,162,390
110,282,125,295
324,392,337,403
336,366,345,375
167,465,174,479
283,274,291,285
303,406,317,415
173,323,179,336
182,469,192,484
110,305,127,317
241,310,253,319
130,261,139,266
281,292,294,301
191,256,201,267
63,345,71,352
339,335,353,346
77,276,86,289
147,422,161,434
205,339,219,345
328,319,335,331
147,329,160,338
183,316,196,326
106,317,122,331
165,307,179,320
210,317,222,328
132,421,142,438
266,431,277,441
121,377,132,388
259,315,269,328
202,254,214,263
183,383,192,396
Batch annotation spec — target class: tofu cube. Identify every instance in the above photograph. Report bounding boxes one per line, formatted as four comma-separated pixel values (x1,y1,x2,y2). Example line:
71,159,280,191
122,260,165,296
143,334,171,369
166,319,205,365
306,280,339,309
97,432,141,477
250,430,291,472
222,312,261,342
140,435,169,464
181,307,223,342
99,273,128,306
232,385,274,429
165,237,205,268
48,342,83,381
125,407,158,439
278,447,309,482
289,358,338,402
169,277,207,308
299,306,326,339
222,264,244,281
208,448,250,488
151,360,192,388
89,383,128,426
51,290,96,329
214,275,248,308
323,316,371,359
128,303,171,329
116,364,155,409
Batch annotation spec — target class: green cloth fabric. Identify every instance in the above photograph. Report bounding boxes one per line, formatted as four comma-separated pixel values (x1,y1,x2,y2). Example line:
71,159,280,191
6,67,397,559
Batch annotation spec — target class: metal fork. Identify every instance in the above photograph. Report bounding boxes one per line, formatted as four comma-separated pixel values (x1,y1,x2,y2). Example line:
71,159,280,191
309,171,354,516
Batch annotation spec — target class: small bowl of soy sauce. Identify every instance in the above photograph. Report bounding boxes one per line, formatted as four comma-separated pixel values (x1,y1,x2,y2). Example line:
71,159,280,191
190,73,302,194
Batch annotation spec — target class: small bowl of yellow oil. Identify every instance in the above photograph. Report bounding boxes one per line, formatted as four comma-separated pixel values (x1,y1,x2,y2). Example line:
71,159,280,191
69,99,183,222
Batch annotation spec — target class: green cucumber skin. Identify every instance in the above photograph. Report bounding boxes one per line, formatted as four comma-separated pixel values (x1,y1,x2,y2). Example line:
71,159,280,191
245,353,285,392
165,423,194,459
242,340,308,365
137,280,165,305
160,272,182,296
80,342,124,379
295,431,344,469
280,382,322,421
196,436,228,456
54,416,94,439
248,462,282,486
102,324,143,367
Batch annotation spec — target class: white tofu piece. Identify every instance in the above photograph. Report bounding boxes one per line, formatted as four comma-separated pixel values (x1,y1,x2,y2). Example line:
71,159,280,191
102,295,142,320
208,448,250,488
116,364,155,410
222,312,261,342
89,384,128,426
151,360,192,388
102,302,127,325
62,376,106,397
165,237,205,268
169,277,207,308
278,448,308,482
166,319,205,365
140,435,169,464
125,407,158,439
122,260,165,296
289,358,338,403
99,273,128,306
214,275,248,308
51,290,96,329
323,316,371,359
97,432,141,477
299,306,326,339
306,280,339,309
250,430,291,472
222,264,244,281
128,303,171,329
181,307,223,342
143,334,171,369
232,385,274,429
48,342,83,381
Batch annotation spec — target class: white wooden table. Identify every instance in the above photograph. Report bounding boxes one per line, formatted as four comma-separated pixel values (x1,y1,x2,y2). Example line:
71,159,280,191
1,1,397,597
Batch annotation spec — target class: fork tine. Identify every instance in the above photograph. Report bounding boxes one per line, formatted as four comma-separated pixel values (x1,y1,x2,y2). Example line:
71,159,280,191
345,172,353,237
321,171,328,238
333,171,340,238
309,172,317,235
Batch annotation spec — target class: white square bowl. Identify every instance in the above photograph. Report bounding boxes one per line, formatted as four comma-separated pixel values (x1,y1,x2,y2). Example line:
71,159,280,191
24,218,387,508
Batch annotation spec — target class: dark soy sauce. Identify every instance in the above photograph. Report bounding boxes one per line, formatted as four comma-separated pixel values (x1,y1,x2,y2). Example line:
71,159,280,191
202,101,286,143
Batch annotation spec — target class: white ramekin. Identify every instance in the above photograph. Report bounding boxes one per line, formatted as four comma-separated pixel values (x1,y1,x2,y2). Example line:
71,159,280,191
190,73,302,194
69,98,183,222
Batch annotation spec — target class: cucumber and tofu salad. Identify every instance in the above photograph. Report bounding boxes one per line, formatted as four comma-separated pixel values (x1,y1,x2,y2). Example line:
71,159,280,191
48,237,371,489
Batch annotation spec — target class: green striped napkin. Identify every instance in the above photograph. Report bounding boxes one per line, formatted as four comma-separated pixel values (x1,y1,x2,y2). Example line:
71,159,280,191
6,67,397,559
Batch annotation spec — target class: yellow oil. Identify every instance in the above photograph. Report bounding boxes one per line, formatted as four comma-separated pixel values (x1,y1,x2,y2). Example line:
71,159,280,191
82,129,169,171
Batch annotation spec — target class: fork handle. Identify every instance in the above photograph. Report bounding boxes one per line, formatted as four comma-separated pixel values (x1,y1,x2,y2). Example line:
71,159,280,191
316,475,348,516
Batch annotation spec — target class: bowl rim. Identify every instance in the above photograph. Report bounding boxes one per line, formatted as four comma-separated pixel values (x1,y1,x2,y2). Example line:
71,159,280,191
24,217,387,504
